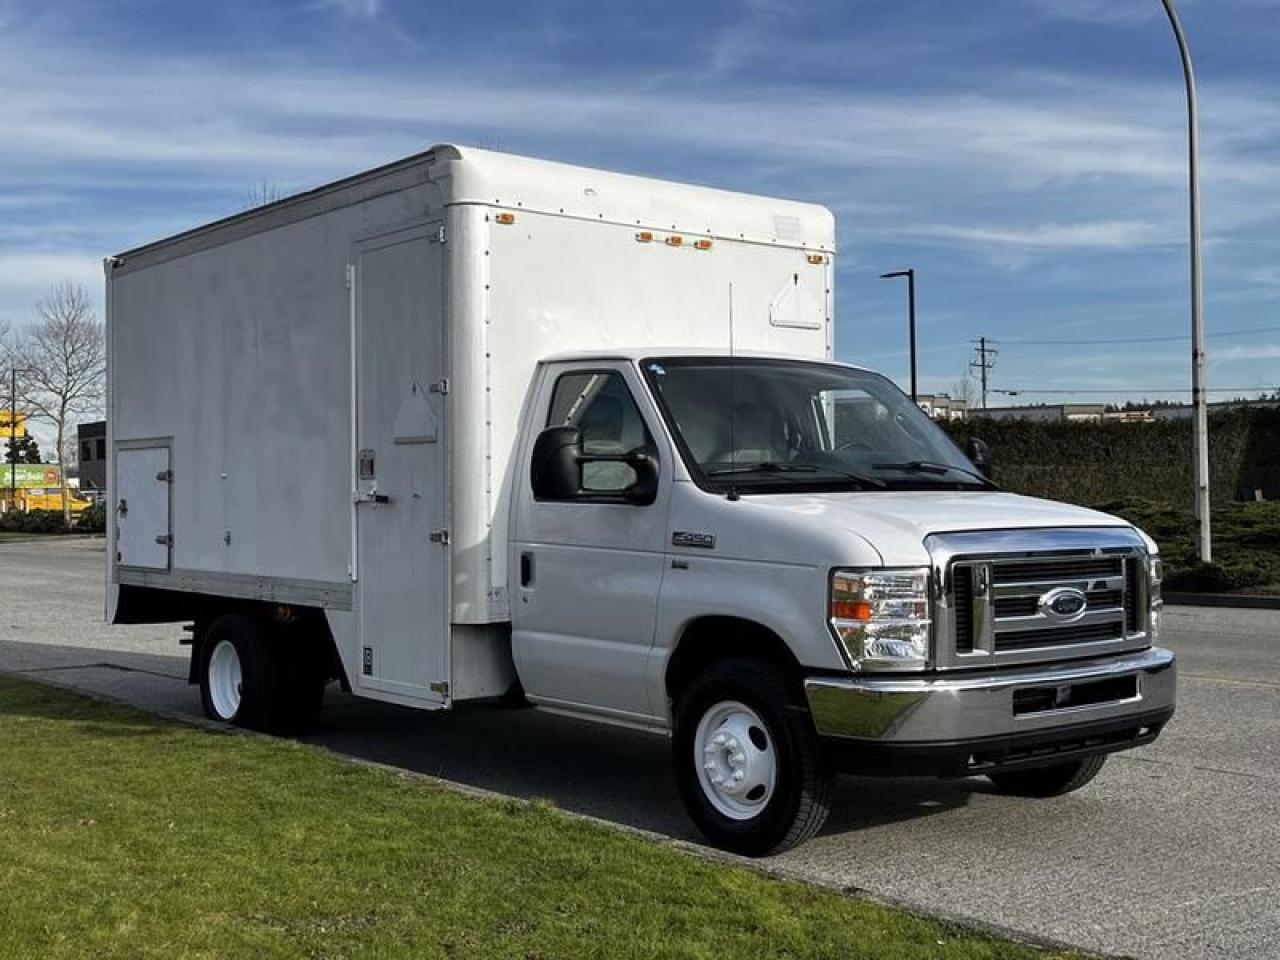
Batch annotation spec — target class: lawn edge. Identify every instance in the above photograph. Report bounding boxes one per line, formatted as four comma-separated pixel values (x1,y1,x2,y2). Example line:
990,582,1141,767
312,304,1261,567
0,667,1116,960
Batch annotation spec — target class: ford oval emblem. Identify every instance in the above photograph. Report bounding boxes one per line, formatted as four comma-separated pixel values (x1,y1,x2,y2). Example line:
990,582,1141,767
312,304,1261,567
1039,587,1088,622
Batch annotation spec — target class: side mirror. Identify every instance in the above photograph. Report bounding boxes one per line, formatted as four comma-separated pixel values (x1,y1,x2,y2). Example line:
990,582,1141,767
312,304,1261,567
531,426,584,501
966,436,992,479
622,453,659,506
530,426,660,506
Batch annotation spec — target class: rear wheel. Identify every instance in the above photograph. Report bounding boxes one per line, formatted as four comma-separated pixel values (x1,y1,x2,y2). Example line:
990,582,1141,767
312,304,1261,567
673,659,833,856
198,614,326,732
987,755,1107,798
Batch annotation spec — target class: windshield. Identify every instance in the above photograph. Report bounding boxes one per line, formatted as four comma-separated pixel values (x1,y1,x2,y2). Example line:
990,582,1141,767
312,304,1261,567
642,356,988,494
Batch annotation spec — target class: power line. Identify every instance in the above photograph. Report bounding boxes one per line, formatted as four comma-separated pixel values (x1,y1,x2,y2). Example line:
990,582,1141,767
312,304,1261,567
993,386,1277,396
969,337,997,410
999,323,1280,347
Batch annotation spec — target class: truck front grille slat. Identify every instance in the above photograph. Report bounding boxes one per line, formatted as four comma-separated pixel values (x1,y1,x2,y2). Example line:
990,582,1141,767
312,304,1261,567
995,619,1126,651
953,566,975,653
1124,559,1142,633
995,557,1123,582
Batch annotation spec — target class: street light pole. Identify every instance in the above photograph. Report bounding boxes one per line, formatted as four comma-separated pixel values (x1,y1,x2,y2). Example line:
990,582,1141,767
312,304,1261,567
880,269,917,402
1160,0,1211,563
8,367,17,504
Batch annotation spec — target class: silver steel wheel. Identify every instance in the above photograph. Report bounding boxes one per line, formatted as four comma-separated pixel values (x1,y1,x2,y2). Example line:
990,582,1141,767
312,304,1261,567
207,638,243,720
693,700,777,820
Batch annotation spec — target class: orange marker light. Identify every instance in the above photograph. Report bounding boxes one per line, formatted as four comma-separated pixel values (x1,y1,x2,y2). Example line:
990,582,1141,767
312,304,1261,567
665,235,683,246
495,212,516,225
807,253,825,264
635,231,654,243
694,239,713,250
832,600,873,621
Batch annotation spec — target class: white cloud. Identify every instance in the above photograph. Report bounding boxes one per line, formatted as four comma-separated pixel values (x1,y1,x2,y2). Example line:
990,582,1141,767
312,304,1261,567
309,0,381,19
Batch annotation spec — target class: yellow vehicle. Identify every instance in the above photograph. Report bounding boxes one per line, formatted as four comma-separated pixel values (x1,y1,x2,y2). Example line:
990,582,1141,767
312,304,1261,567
19,487,94,514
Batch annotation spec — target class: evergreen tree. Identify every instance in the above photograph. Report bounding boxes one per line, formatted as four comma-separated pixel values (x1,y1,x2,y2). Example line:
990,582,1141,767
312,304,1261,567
3,431,41,464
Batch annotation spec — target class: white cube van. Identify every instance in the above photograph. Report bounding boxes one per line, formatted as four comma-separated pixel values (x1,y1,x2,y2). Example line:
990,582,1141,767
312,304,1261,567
106,146,1175,854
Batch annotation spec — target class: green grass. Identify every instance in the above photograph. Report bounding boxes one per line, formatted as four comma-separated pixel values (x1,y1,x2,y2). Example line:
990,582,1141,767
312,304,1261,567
0,675,1081,960
1095,497,1280,594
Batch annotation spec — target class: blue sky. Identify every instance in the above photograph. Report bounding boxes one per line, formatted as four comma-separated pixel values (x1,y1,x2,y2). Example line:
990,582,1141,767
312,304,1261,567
2,0,1279,411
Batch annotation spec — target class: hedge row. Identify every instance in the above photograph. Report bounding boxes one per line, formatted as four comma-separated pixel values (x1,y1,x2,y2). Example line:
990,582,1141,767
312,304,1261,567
0,505,105,534
942,408,1280,509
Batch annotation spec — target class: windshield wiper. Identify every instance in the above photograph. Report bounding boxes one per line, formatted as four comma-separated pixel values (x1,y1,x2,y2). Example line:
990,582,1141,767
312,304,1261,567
872,460,999,489
709,461,885,488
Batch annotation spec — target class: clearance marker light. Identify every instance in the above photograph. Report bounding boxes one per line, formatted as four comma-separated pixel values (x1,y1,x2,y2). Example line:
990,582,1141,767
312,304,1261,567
694,239,713,250
495,212,516,225
635,231,654,243
807,253,826,264
665,235,684,246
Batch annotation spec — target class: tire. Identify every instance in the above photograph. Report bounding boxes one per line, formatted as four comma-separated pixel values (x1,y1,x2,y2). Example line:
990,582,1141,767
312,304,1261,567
672,659,834,856
198,614,326,733
987,754,1107,798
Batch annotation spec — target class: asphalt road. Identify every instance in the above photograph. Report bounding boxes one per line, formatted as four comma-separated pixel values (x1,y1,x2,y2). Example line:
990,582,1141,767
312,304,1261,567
2,538,1277,959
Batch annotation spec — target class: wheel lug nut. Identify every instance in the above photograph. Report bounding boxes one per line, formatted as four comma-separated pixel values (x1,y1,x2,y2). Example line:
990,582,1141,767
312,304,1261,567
731,752,745,765
732,770,745,782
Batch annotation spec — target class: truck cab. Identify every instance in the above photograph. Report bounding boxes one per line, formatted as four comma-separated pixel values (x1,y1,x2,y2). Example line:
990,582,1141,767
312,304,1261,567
507,351,1173,854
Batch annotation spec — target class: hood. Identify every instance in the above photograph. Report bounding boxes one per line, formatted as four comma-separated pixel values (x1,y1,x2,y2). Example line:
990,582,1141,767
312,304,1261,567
738,489,1132,566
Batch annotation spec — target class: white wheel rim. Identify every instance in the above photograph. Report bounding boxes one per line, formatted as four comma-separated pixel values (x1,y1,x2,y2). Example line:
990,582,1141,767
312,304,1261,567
208,639,242,720
694,700,777,820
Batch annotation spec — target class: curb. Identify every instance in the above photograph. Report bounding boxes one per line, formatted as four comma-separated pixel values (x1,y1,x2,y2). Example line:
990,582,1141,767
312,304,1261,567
0,533,105,544
0,666,1117,960
1166,593,1280,610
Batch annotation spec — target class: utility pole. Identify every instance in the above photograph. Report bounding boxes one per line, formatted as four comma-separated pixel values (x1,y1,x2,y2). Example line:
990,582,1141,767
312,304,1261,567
880,269,917,402
1160,0,1211,563
970,338,998,410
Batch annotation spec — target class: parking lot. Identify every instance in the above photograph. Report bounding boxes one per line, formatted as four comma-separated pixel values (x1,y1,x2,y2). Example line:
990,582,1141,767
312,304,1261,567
2,537,1276,960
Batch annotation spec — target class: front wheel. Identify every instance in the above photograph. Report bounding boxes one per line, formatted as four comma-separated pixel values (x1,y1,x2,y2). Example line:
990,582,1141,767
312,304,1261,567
987,755,1107,798
673,660,833,856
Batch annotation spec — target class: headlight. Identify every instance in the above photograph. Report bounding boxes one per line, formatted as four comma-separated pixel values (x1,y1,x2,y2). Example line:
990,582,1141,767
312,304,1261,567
830,568,931,671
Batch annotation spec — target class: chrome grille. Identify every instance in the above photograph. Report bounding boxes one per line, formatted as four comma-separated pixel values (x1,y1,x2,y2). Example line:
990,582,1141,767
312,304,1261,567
926,528,1152,671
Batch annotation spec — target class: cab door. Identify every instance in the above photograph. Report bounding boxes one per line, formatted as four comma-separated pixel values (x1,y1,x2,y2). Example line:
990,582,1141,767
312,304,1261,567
511,362,671,723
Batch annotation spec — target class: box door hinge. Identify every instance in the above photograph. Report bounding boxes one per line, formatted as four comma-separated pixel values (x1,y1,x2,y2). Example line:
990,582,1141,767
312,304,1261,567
155,469,173,482
429,224,446,244
429,680,449,697
429,529,450,545
429,379,449,395
345,264,355,289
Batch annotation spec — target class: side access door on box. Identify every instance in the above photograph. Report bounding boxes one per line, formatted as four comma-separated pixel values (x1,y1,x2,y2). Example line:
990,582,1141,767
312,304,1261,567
114,441,172,571
350,222,451,706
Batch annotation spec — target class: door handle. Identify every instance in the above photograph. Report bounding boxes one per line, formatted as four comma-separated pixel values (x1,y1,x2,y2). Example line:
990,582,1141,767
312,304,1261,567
520,551,534,587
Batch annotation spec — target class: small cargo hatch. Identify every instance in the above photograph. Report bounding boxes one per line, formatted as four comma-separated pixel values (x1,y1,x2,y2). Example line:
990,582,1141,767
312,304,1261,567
115,443,172,570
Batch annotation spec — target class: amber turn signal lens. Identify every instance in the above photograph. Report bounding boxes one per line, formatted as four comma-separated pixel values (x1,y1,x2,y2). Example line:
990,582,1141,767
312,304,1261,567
831,600,873,621
495,212,516,224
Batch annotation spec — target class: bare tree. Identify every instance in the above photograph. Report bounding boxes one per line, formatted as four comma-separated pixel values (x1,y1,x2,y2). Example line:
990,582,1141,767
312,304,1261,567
951,375,977,408
19,282,105,524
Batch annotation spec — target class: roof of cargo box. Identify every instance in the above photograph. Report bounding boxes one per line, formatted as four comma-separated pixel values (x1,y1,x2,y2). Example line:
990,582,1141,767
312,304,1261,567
110,145,834,272
430,145,834,251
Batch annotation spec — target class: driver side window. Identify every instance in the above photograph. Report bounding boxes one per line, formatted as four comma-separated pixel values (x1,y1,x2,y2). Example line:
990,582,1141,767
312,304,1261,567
547,371,654,493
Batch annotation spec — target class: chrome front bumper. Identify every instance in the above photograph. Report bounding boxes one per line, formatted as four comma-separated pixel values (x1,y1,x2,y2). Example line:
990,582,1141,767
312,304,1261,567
805,646,1175,748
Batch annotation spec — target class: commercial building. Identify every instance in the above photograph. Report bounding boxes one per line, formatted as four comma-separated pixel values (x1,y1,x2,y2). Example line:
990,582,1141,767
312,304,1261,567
77,420,107,491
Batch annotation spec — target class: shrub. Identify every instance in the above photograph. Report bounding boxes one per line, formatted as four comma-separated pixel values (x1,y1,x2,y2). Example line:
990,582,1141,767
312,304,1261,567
0,509,71,534
77,504,107,533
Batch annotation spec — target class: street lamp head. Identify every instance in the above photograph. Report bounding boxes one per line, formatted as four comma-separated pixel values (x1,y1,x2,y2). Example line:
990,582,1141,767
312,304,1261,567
880,270,913,280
